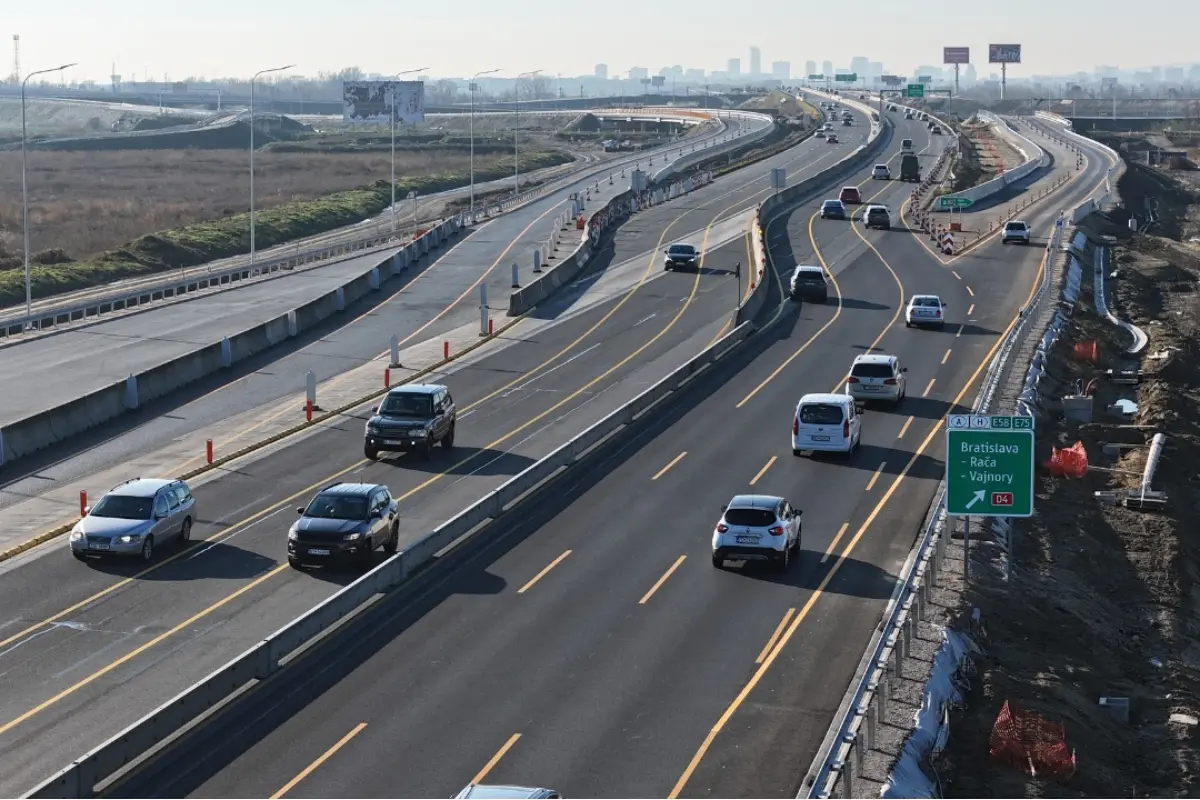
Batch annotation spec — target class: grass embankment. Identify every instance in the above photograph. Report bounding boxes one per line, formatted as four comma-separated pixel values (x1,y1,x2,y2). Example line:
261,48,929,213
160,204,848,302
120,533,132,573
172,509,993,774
0,150,570,307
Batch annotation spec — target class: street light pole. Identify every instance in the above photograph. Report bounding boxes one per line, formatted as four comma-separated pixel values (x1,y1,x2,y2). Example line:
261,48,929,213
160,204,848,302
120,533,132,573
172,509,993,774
21,61,77,326
515,70,542,197
469,69,500,217
389,67,428,233
250,64,294,266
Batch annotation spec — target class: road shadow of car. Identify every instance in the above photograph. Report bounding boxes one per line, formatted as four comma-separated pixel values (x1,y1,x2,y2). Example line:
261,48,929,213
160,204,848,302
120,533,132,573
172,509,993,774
869,395,956,421
801,444,944,482
379,445,536,477
838,297,890,311
725,548,897,599
77,539,279,581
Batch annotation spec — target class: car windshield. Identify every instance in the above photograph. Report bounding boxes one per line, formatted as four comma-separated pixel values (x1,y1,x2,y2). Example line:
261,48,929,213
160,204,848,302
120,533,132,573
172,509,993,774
823,201,841,209
800,404,845,425
912,297,941,307
379,392,433,417
852,362,894,378
1006,222,1027,230
795,269,824,283
304,494,369,520
724,508,777,527
668,245,695,255
841,188,858,195
868,206,888,215
89,494,153,520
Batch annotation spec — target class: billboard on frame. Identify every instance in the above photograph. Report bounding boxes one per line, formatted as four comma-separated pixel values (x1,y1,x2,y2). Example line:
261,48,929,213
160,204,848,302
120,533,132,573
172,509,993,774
342,80,426,125
943,47,970,64
988,44,1022,64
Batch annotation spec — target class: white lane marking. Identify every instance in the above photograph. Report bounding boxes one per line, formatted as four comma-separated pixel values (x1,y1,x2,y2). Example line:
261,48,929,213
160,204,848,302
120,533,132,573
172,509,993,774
633,313,657,328
187,506,286,560
498,343,601,398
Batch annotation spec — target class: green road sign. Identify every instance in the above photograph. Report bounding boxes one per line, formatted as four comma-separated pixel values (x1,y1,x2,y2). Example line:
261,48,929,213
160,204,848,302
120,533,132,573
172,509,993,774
936,196,974,211
945,415,1035,518
808,74,825,80
905,83,925,98
835,73,857,82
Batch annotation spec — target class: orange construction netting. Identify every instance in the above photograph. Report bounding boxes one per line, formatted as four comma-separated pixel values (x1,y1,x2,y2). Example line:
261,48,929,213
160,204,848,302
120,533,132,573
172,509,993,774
1044,441,1088,478
988,699,1077,780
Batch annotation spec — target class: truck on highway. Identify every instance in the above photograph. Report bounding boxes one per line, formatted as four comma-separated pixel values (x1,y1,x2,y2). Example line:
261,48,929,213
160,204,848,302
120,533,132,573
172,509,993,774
900,154,921,182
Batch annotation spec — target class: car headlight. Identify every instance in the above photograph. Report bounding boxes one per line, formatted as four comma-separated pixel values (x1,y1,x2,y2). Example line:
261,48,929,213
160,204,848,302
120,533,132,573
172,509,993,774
118,534,140,544
410,427,427,437
288,530,299,541
366,423,380,434
343,532,362,541
70,529,84,541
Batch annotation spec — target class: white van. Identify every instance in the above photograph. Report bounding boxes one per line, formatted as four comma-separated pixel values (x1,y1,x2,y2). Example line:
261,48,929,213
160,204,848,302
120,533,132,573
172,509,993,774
900,138,914,154
792,393,862,456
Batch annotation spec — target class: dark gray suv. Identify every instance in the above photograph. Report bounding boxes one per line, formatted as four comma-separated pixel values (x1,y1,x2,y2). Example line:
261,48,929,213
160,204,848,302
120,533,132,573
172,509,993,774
287,482,399,569
364,383,457,460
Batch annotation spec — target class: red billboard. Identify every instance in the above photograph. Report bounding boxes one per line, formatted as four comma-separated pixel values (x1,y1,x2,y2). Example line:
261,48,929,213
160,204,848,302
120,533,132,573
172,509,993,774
943,47,970,65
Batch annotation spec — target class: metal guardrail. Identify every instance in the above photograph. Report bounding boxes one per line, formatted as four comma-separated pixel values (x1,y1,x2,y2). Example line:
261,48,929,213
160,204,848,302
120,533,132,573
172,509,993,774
804,218,1069,799
2,109,764,340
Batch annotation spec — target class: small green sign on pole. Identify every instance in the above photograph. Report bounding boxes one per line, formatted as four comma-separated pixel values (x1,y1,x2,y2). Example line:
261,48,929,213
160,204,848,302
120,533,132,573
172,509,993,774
945,415,1035,518
835,73,858,82
808,74,825,81
936,196,975,211
905,83,925,98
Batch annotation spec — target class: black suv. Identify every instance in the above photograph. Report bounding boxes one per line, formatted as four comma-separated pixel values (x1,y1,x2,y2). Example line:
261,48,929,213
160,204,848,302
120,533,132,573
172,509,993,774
364,383,457,460
789,266,830,303
287,482,399,569
864,205,892,230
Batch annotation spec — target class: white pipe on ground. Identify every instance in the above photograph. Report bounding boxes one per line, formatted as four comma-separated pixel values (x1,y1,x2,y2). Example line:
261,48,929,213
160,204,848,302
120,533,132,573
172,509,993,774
1140,433,1167,498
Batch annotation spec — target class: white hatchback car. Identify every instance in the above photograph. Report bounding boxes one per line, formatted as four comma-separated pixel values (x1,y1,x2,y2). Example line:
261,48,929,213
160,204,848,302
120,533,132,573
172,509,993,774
792,393,862,455
711,494,803,569
845,354,907,403
905,294,947,330
872,164,891,180
1002,220,1031,244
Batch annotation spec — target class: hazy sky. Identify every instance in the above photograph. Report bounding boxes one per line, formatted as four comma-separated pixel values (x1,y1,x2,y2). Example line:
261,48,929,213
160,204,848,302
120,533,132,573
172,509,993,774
9,0,1199,83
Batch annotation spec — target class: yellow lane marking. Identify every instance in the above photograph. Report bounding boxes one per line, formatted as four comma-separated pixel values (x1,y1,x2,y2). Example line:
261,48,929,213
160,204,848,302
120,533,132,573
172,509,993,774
517,550,572,594
922,378,936,397
271,722,367,799
819,523,850,565
967,303,975,316
472,733,522,785
749,456,777,486
897,416,914,439
865,462,887,492
652,452,688,481
666,189,1063,800
754,608,796,664
639,555,687,605
941,348,952,365
0,563,290,738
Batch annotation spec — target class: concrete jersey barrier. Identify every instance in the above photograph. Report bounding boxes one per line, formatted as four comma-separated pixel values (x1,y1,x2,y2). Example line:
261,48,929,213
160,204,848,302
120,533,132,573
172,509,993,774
933,112,1045,211
25,313,762,799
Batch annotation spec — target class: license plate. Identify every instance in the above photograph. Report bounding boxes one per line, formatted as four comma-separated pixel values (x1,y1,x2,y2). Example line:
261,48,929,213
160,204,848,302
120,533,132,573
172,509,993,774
812,435,830,441
862,385,881,391
736,535,759,544
89,543,110,551
382,440,404,446
307,548,331,556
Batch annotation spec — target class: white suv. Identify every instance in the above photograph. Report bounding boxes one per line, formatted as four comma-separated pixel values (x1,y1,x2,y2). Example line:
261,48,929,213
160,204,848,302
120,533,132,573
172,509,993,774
845,354,907,403
712,494,803,570
1002,220,1031,244
872,164,891,180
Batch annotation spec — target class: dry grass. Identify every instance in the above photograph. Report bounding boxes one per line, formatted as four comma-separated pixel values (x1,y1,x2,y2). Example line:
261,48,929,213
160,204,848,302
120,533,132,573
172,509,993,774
0,148,496,266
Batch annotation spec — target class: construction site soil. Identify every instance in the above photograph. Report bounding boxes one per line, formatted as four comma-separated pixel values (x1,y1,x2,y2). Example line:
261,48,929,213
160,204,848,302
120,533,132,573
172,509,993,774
931,168,1200,796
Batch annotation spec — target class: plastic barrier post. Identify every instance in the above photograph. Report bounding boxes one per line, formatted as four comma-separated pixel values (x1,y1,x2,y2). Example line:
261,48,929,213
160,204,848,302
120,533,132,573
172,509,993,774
444,340,450,360
512,262,520,289
80,490,87,517
206,439,213,464
384,367,391,388
390,334,400,367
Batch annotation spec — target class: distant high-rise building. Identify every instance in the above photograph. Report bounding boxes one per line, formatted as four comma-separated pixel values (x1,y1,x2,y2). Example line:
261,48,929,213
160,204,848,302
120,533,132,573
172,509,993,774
964,63,978,84
1189,64,1200,81
850,56,869,77
594,63,608,80
629,66,648,82
728,58,741,76
685,68,706,82
805,60,817,78
772,61,790,80
869,61,883,80
1165,66,1185,83
822,60,833,78
750,46,762,76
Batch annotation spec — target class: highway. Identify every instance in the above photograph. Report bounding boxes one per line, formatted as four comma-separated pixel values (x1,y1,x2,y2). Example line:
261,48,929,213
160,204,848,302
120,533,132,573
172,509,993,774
141,116,1113,799
0,107,879,797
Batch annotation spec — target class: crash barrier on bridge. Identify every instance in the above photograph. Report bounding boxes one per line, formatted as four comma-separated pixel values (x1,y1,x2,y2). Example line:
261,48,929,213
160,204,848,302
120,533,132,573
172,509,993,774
932,113,1047,211
0,218,470,469
25,318,763,799
803,220,1070,799
649,110,777,184
1032,111,1125,210
0,214,465,340
741,91,893,322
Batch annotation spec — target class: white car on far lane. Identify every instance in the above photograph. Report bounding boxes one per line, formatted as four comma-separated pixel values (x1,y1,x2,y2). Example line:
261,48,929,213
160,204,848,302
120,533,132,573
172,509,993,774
905,294,947,329
711,494,803,570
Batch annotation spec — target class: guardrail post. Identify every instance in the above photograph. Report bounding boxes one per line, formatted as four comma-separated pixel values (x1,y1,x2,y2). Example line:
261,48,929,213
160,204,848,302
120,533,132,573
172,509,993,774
390,334,400,367
865,689,879,749
511,262,520,289
893,634,905,681
123,374,139,410
533,249,542,274
479,283,489,337
220,336,232,368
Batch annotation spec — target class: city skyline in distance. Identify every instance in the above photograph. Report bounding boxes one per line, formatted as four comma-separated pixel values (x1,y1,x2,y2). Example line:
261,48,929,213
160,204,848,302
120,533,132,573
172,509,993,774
6,0,1198,84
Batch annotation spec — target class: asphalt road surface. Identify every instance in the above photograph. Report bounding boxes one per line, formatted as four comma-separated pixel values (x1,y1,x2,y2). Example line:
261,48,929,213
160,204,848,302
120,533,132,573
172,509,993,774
150,119,1110,799
0,109,883,797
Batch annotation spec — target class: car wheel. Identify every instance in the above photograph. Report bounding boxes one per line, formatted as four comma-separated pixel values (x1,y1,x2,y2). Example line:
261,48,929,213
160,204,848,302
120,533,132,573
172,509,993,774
711,552,724,569
775,545,790,571
665,264,672,271
358,542,375,568
905,320,912,328
288,557,304,570
364,443,379,460
938,322,946,330
139,535,154,563
383,524,399,555
73,552,88,562
443,422,455,449
792,448,804,457
180,517,192,544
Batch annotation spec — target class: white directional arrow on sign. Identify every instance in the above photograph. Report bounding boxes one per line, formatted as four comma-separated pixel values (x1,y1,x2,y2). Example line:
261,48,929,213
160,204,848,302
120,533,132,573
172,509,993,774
965,490,986,509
